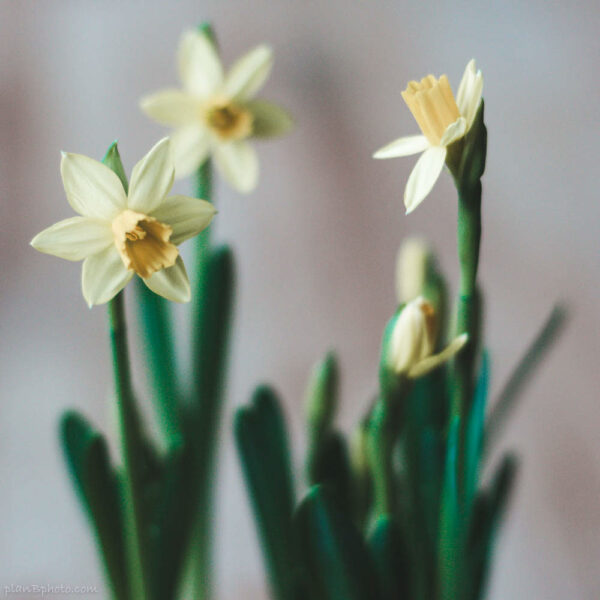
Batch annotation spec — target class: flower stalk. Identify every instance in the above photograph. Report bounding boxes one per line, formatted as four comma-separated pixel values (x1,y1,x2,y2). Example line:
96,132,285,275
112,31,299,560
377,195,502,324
107,292,150,600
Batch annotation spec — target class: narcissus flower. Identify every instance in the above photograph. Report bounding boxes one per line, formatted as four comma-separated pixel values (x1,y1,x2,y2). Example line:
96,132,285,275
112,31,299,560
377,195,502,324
387,297,467,378
140,29,292,193
31,138,215,307
374,60,483,214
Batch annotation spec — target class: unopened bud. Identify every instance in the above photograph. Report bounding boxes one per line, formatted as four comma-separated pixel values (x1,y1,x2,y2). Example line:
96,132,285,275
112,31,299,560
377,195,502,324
396,237,430,303
388,297,437,374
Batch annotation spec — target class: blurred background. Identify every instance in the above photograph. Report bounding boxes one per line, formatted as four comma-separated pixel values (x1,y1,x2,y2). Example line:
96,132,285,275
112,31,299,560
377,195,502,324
1,0,599,598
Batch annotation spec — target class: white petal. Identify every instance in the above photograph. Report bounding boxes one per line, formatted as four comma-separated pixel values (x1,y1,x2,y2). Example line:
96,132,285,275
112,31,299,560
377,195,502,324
151,195,216,245
128,138,174,214
31,217,113,261
246,100,293,137
82,245,133,307
408,334,468,378
213,140,259,193
373,135,429,159
404,147,447,214
456,59,483,130
439,117,467,147
143,256,191,303
61,153,127,220
178,30,223,98
456,59,476,115
224,45,273,100
139,89,200,127
170,125,211,179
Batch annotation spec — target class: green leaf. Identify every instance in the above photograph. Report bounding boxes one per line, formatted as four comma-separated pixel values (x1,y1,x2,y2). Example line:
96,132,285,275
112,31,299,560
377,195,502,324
60,411,129,599
464,351,490,514
466,454,518,600
235,386,297,600
135,279,181,447
295,485,380,600
438,416,462,600
305,351,339,435
306,430,352,515
368,515,410,600
485,305,567,454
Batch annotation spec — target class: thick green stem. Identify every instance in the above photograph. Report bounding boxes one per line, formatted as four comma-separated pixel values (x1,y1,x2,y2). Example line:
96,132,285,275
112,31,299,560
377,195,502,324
452,183,483,507
108,293,150,600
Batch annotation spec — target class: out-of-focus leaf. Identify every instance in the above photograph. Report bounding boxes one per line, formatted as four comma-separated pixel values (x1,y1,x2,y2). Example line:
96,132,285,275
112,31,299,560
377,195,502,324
60,411,129,599
235,386,297,600
295,485,380,600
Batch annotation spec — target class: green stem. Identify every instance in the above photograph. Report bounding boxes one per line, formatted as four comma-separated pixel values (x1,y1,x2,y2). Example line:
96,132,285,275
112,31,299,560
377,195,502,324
452,183,483,507
107,292,150,600
189,158,216,600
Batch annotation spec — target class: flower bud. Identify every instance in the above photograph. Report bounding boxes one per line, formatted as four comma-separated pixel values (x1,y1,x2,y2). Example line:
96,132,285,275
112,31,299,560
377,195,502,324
396,237,431,302
388,297,436,374
386,297,467,379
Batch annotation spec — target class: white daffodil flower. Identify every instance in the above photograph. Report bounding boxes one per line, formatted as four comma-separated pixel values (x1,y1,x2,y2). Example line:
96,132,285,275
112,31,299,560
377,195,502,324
387,297,467,379
140,30,292,193
31,138,216,307
374,59,483,214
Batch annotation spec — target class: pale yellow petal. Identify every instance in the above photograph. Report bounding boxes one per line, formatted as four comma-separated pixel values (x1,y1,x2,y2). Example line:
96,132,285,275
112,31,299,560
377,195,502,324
439,117,467,147
128,138,174,213
143,255,191,303
151,195,216,245
178,30,223,98
456,59,483,129
139,89,200,127
61,152,127,220
31,217,112,261
404,146,447,214
373,135,429,159
224,45,273,100
408,334,468,378
170,125,211,179
246,100,293,138
82,245,133,307
213,140,258,193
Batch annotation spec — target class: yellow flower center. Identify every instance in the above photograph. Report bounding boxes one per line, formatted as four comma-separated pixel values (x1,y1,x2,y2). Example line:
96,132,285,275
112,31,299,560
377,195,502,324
401,74,460,146
205,101,253,141
112,209,178,279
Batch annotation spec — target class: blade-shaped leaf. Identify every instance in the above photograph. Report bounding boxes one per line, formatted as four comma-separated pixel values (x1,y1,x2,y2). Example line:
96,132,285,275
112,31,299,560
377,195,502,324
295,485,380,600
60,411,129,599
368,515,410,600
235,386,297,600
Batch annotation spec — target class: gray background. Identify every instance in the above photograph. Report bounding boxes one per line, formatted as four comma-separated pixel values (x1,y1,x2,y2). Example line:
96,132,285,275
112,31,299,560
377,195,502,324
1,0,599,598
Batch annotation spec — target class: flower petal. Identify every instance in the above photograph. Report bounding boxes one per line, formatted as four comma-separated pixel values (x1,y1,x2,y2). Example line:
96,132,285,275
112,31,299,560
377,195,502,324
128,138,174,214
143,255,191,303
61,153,127,220
224,45,273,101
373,135,429,159
82,245,133,307
246,100,293,138
31,217,113,261
151,195,216,245
404,146,447,214
439,117,467,147
213,140,258,193
456,59,483,129
170,125,211,179
408,334,468,379
139,89,200,127
178,30,223,98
